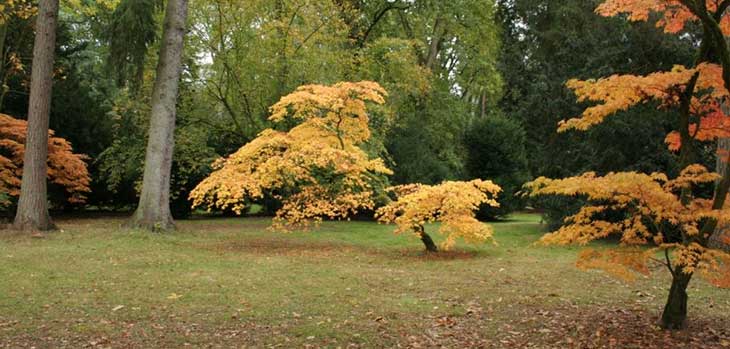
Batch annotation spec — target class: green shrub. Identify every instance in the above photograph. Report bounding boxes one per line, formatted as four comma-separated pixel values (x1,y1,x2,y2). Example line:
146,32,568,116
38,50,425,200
464,114,529,220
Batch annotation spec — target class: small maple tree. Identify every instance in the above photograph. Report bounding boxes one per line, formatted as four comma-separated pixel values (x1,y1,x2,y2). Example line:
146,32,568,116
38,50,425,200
190,81,393,230
525,0,730,330
376,180,501,252
0,113,90,206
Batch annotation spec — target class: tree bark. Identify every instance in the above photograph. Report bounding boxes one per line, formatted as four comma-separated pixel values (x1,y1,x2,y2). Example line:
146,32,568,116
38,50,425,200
416,225,438,253
12,0,59,232
126,0,188,231
660,269,692,330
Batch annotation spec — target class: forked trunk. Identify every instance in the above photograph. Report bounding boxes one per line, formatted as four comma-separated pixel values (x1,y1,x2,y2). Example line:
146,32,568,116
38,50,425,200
12,0,60,232
660,270,692,330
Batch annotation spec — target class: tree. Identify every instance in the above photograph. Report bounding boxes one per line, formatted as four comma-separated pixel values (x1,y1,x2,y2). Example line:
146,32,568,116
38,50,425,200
190,81,392,230
526,0,730,330
0,113,90,209
464,114,529,220
127,0,188,231
376,180,501,252
12,0,59,231
107,0,161,90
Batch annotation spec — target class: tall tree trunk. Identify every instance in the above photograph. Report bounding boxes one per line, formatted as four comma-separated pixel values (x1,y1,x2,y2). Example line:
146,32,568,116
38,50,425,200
127,0,188,231
12,0,59,232
660,269,692,329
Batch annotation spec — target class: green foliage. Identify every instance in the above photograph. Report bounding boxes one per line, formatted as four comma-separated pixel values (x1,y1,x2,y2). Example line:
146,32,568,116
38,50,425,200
497,0,695,178
97,85,218,217
464,114,529,220
107,0,162,88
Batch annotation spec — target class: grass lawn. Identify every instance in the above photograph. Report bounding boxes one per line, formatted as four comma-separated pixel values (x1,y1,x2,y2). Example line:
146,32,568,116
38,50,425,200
0,213,728,348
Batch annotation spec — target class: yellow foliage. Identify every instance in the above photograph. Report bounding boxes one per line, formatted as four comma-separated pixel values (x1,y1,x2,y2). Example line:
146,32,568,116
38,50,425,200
190,81,392,230
0,0,35,24
577,248,654,282
0,114,90,205
526,164,730,286
376,180,502,250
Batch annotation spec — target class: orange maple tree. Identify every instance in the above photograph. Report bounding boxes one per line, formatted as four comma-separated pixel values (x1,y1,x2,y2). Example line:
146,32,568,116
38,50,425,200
526,0,730,330
0,113,90,206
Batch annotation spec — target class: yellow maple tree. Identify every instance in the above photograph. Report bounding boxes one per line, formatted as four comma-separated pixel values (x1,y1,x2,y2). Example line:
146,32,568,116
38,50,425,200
0,114,90,206
376,180,501,252
190,81,393,230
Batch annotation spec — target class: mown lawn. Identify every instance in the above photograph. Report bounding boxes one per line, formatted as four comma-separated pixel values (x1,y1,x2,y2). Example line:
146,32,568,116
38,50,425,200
0,214,728,348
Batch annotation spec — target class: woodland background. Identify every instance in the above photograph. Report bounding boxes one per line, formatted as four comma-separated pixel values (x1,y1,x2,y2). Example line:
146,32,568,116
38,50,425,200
0,0,696,224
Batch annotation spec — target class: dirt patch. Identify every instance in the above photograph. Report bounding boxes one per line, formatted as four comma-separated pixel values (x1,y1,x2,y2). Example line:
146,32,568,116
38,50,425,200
199,236,484,263
395,249,479,261
197,237,361,258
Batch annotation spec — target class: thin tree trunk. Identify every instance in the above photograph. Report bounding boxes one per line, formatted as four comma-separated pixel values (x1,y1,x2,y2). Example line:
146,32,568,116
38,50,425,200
127,0,188,231
12,0,59,232
660,269,692,329
0,23,8,110
416,225,438,252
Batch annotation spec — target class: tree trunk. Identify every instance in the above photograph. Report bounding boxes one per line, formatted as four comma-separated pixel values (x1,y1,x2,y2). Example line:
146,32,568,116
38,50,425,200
0,22,8,110
12,0,59,232
660,269,692,330
416,226,438,252
710,136,730,251
126,0,188,231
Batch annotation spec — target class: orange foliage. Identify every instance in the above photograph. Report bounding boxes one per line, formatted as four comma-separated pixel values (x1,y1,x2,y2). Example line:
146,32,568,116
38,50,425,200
561,63,728,132
0,114,91,205
376,180,502,250
596,0,730,35
526,165,730,286
190,82,393,230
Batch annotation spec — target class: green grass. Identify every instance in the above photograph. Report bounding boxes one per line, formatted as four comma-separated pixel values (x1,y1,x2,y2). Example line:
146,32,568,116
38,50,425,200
0,214,728,348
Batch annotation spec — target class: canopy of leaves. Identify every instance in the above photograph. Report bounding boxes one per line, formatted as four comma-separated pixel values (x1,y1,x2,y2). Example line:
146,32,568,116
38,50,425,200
526,164,730,286
190,81,392,230
560,63,728,133
0,114,90,206
596,0,730,35
376,179,502,250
